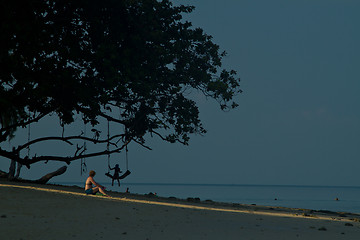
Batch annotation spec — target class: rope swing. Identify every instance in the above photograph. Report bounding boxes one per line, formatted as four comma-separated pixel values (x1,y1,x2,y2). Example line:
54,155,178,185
107,119,111,172
105,121,131,185
26,121,31,158
80,119,87,175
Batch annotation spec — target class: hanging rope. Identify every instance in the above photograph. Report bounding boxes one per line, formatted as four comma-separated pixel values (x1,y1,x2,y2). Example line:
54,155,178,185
60,119,65,138
26,122,31,157
125,144,129,171
80,119,87,175
104,122,132,181
107,119,111,172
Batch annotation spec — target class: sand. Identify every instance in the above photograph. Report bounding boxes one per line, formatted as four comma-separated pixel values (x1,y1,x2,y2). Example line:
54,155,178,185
1,180,360,240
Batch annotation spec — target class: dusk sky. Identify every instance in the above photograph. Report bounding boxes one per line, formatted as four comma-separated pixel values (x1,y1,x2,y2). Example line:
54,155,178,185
1,0,359,187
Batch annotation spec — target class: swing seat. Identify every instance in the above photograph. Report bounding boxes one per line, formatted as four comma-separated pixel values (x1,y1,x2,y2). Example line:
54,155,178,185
105,170,131,180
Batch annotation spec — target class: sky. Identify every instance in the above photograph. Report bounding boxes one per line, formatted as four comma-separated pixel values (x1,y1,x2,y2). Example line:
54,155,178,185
1,0,360,186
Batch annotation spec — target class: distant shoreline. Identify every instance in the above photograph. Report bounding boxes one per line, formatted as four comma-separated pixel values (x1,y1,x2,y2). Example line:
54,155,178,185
2,180,360,239
2,179,360,220
52,180,360,189
51,180,360,214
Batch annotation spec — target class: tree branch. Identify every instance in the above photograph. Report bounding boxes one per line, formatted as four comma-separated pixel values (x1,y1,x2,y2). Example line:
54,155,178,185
15,139,133,166
16,134,125,152
0,112,49,133
132,138,152,150
150,130,187,145
0,148,17,161
98,112,127,125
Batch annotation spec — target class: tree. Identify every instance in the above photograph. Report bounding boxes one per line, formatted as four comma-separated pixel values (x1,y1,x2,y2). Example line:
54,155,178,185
0,0,241,180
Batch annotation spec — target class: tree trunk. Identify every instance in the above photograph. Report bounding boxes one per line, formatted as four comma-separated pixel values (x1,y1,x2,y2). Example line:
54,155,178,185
14,162,22,179
34,166,67,184
8,159,16,180
8,148,20,180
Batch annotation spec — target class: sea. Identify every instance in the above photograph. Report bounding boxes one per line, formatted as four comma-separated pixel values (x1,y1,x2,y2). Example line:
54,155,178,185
52,182,360,214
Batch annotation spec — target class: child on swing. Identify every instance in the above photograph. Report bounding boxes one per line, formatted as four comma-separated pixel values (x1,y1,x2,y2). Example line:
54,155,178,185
109,164,122,186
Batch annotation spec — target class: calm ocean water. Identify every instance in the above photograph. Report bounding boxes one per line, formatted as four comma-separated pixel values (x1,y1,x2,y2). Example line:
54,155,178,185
52,181,360,214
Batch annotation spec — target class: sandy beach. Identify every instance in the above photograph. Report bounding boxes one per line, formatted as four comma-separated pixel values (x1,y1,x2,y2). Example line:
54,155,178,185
1,180,360,240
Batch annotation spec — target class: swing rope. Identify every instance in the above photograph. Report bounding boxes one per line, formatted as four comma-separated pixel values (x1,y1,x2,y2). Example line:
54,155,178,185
125,144,129,171
104,123,131,181
80,119,87,175
107,119,111,172
26,122,31,157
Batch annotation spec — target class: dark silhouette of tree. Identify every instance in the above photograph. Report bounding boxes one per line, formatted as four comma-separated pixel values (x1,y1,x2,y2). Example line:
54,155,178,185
0,0,241,179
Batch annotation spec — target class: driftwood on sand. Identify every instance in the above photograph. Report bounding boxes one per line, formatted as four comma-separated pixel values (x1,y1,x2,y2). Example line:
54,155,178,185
0,166,67,184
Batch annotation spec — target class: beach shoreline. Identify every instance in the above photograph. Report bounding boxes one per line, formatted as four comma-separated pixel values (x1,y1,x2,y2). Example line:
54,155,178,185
1,179,360,239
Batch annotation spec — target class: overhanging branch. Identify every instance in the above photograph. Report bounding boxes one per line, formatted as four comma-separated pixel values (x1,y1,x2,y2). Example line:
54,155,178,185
132,138,152,150
151,130,187,145
0,112,49,133
16,134,126,152
16,139,132,166
98,112,127,125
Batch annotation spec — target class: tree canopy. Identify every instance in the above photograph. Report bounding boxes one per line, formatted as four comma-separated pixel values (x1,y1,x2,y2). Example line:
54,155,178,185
0,0,241,171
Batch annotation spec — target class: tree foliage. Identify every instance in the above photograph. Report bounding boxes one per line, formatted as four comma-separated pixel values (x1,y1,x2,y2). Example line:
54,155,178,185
0,0,241,169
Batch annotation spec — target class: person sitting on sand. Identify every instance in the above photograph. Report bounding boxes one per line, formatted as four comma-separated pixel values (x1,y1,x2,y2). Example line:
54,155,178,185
109,164,122,186
85,170,109,197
